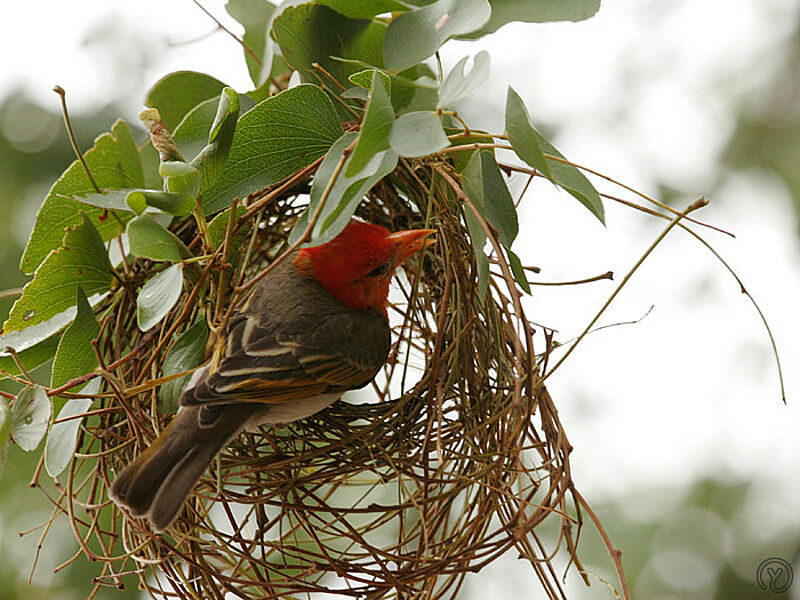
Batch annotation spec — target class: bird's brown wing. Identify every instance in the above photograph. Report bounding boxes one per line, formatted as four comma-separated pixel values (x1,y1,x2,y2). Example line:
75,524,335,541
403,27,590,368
181,309,391,406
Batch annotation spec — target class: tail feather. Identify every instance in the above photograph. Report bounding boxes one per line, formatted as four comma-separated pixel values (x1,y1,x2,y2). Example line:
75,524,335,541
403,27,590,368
110,405,248,531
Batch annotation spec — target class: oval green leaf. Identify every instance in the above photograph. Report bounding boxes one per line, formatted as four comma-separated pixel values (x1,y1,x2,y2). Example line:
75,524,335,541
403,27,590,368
50,288,100,403
201,85,343,214
3,214,113,335
383,0,491,71
137,264,184,332
45,378,100,478
158,316,209,414
346,72,396,177
127,215,190,263
145,71,227,131
438,51,490,108
10,385,52,452
389,111,450,157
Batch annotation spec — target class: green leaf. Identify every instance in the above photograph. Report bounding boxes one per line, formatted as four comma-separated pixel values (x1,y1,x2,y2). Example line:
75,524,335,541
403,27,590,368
10,385,51,452
383,0,491,71
172,94,256,161
506,248,531,294
193,87,241,191
45,398,92,477
74,189,195,216
158,316,209,414
45,378,99,477
201,84,343,214
341,86,369,101
538,135,605,223
127,215,190,263
291,132,398,245
446,129,495,172
348,69,391,94
225,0,276,87
126,190,195,216
438,51,490,108
463,206,489,300
50,288,99,395
272,4,386,87
315,0,407,18
161,161,202,198
505,87,553,180
137,264,184,332
346,72,395,176
459,0,601,39
389,64,438,114
145,71,227,131
389,111,450,157
504,88,603,221
4,214,113,335
0,336,59,380
21,120,143,273
469,151,519,247
208,205,250,254
139,141,161,189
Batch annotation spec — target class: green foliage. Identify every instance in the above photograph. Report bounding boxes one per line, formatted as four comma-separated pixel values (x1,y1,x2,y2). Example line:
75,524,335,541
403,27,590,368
45,397,92,478
10,386,51,452
460,0,601,39
463,150,518,247
145,71,227,130
201,84,343,214
506,248,531,294
4,214,112,336
193,87,241,192
76,189,195,216
50,288,99,398
20,120,142,273
45,378,101,477
158,316,209,414
348,69,392,94
225,0,276,87
137,264,184,332
292,132,398,244
208,205,250,252
383,0,491,71
272,4,386,84
161,161,202,198
0,337,59,380
438,51,490,108
390,110,450,157
127,214,190,262
315,0,406,18
346,73,395,176
505,86,604,222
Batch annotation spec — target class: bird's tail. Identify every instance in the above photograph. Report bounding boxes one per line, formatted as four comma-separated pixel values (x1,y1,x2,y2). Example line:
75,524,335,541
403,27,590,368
109,404,248,532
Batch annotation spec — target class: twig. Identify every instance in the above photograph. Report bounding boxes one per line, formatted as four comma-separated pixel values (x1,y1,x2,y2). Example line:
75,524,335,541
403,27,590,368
541,197,708,382
190,0,262,67
53,86,100,193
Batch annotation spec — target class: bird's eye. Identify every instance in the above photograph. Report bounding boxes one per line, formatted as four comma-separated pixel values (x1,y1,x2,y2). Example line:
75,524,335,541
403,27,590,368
366,263,390,278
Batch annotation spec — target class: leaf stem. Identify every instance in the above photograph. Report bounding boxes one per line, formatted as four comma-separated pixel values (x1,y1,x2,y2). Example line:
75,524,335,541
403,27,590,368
53,86,100,193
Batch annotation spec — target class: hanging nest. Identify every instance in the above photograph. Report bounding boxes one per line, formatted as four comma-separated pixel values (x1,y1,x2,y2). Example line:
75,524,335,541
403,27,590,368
39,157,589,599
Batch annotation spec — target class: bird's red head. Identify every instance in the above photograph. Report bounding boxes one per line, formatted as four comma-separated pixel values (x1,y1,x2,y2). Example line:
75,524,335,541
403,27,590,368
294,221,435,316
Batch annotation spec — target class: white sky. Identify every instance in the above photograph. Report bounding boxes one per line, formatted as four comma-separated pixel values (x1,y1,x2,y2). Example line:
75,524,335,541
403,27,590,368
2,0,800,597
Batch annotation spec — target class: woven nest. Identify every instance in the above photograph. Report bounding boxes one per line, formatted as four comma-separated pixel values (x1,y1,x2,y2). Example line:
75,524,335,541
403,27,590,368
44,159,582,599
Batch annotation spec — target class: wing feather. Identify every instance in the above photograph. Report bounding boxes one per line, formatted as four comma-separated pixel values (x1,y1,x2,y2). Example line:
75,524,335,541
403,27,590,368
181,308,389,407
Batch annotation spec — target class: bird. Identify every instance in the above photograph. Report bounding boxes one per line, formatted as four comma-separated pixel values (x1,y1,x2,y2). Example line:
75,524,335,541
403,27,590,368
109,221,435,532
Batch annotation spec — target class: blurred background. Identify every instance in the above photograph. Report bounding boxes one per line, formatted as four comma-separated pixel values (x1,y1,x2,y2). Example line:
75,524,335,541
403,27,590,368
1,0,799,597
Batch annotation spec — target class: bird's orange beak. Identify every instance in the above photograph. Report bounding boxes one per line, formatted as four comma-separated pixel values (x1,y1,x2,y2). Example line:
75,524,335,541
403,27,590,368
387,229,436,264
